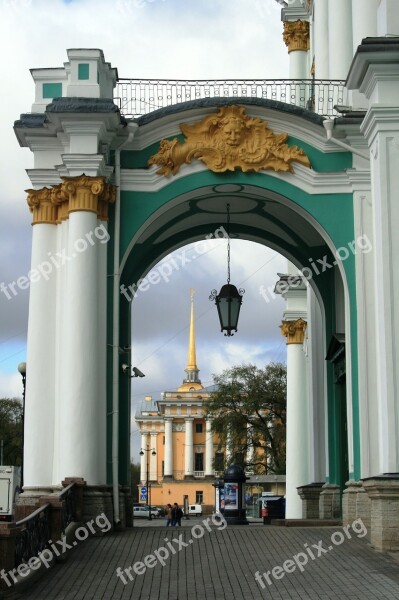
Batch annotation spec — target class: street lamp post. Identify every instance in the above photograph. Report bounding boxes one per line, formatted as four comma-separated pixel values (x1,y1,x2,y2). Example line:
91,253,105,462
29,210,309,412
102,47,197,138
17,362,26,490
140,443,156,521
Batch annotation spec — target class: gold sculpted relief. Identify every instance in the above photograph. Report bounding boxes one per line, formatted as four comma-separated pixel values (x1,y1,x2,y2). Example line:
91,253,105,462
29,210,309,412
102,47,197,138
148,105,310,176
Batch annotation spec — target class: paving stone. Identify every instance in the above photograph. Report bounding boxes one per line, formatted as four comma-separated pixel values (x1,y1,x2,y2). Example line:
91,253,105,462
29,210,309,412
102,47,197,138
12,522,399,599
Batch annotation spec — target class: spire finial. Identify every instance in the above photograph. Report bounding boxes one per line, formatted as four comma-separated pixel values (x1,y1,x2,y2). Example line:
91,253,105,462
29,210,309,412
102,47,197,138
177,289,203,391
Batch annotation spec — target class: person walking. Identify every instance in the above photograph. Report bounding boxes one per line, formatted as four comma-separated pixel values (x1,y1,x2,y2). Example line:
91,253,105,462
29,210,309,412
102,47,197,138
173,502,183,526
165,503,173,526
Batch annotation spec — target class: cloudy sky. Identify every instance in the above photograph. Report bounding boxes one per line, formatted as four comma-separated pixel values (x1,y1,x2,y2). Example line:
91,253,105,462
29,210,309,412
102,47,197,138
0,0,290,458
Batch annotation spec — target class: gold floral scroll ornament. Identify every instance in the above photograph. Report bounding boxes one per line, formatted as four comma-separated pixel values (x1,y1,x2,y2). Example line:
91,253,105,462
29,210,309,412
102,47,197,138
148,105,310,176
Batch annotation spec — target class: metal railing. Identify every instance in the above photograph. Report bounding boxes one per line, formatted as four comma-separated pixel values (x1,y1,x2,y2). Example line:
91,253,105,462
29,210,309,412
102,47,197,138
114,78,347,119
59,482,76,534
15,504,51,568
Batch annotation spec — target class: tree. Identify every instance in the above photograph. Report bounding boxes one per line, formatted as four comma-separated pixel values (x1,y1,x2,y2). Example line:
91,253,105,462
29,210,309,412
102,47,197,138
205,363,286,474
0,398,23,466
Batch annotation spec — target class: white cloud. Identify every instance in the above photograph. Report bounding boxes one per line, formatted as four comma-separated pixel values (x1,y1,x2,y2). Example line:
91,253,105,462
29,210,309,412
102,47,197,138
0,0,290,460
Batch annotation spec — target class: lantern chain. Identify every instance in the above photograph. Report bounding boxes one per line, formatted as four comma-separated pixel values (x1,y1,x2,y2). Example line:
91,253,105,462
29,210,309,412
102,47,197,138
227,203,231,284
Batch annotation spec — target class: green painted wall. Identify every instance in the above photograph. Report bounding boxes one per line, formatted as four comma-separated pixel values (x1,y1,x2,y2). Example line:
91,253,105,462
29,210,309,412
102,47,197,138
106,132,359,490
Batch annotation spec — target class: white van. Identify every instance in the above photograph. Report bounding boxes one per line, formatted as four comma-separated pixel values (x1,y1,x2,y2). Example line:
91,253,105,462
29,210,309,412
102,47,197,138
184,504,202,516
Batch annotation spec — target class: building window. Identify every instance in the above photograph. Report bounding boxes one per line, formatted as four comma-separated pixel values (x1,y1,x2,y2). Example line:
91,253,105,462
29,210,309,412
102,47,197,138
163,436,165,445
162,461,164,476
195,453,204,471
78,63,90,80
214,452,224,471
196,491,203,504
195,423,203,433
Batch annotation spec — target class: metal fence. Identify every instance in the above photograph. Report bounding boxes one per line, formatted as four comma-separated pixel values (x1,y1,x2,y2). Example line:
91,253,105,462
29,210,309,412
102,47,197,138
114,79,347,119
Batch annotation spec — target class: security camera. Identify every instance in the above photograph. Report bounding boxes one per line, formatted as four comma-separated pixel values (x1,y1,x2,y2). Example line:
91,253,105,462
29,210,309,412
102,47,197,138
132,367,145,378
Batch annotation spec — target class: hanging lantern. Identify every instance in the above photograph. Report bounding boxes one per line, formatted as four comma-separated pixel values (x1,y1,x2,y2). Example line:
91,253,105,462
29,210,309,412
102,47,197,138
210,204,244,336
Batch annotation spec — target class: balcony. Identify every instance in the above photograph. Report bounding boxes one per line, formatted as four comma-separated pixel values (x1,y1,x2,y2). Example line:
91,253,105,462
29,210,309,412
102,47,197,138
114,78,347,119
193,471,205,478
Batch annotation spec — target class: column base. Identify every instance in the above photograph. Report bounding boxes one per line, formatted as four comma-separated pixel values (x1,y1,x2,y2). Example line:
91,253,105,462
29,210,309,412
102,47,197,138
15,487,62,521
319,483,341,519
297,482,325,519
363,474,399,552
342,480,370,533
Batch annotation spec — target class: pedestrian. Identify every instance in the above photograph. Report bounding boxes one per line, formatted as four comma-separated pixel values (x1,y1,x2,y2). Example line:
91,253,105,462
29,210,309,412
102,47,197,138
165,503,173,526
176,504,183,526
171,502,178,526
173,502,183,526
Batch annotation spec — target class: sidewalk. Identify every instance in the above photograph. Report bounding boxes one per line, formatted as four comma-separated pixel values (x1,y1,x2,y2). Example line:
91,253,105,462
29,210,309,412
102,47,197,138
11,521,399,599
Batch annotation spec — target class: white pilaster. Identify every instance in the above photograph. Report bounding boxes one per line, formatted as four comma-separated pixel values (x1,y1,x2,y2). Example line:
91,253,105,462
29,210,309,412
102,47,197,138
164,418,173,477
328,0,353,79
140,433,148,483
348,171,379,478
348,41,399,473
24,223,57,487
150,432,158,481
185,418,194,477
205,418,214,476
307,287,326,483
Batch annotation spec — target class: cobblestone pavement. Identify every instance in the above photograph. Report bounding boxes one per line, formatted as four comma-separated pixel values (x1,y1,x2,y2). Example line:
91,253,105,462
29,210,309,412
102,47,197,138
13,521,399,600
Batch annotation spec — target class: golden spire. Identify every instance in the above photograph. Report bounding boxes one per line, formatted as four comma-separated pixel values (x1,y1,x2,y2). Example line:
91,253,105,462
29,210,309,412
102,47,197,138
177,289,203,392
186,288,197,371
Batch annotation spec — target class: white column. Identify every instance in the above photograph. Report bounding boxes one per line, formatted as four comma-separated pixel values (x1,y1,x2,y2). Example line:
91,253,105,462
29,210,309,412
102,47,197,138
140,433,148,483
58,178,103,484
185,418,194,476
150,432,158,481
352,0,378,51
313,0,329,79
24,195,57,488
97,218,108,485
350,0,379,110
328,0,353,79
52,211,68,485
205,418,214,476
281,319,309,519
164,418,173,477
378,0,399,36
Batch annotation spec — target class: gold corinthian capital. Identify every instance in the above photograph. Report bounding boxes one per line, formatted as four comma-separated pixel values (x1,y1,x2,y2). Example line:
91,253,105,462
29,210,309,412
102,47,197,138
280,319,307,344
26,187,57,225
26,176,116,225
283,20,310,53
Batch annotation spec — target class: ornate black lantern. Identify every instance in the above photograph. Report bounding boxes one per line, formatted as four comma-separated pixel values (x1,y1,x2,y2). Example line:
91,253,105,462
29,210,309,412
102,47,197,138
210,204,244,336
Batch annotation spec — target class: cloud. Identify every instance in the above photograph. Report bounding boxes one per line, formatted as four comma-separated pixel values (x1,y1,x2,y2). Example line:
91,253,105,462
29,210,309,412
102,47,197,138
0,0,290,459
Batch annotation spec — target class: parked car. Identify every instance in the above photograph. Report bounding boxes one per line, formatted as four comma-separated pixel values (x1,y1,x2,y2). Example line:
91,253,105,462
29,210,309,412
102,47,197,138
182,504,202,516
133,504,160,518
154,506,166,517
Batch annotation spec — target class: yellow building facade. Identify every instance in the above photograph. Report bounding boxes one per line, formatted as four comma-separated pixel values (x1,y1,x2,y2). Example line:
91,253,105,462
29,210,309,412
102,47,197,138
135,293,222,513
